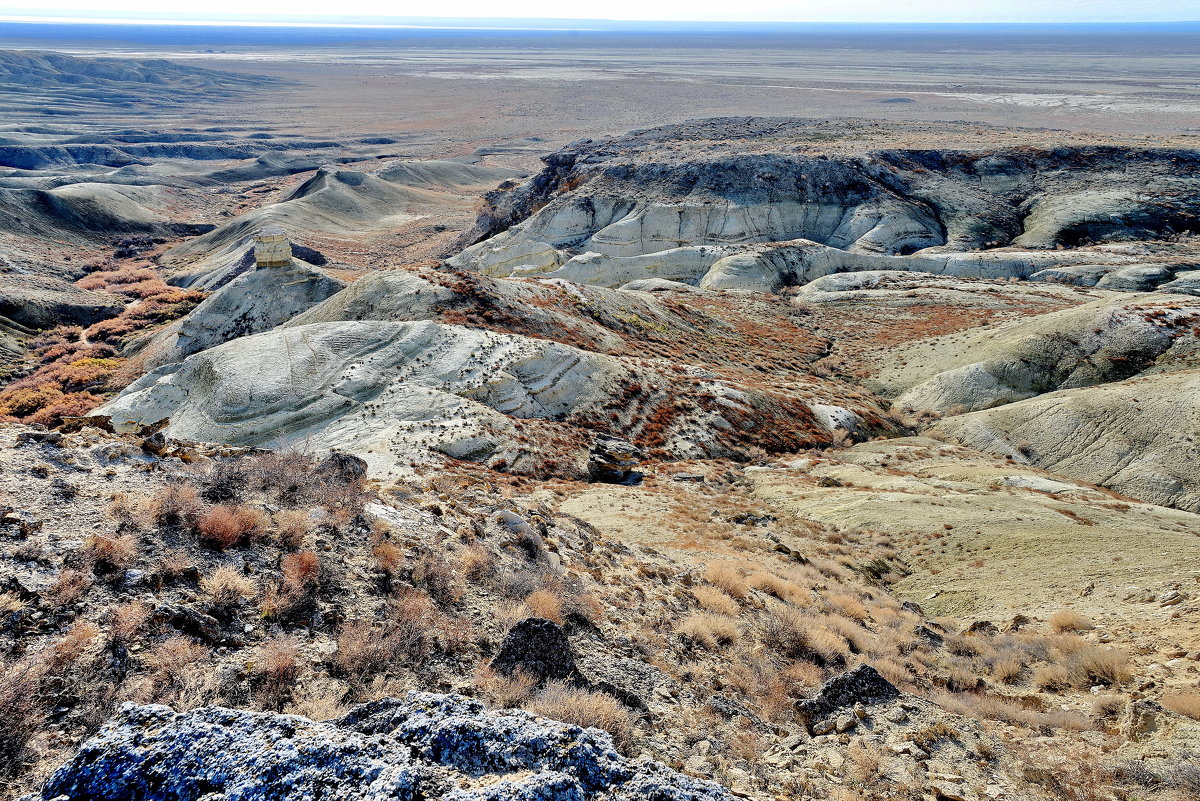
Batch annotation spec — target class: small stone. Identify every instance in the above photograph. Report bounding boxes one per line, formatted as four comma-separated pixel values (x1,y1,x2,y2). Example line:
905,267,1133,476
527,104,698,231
835,714,857,733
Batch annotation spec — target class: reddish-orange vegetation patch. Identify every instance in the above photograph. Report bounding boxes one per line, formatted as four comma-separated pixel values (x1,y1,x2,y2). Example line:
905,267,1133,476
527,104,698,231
0,266,206,426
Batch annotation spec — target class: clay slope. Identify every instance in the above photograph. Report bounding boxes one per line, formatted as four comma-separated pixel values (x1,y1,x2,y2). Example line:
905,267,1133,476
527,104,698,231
162,162,523,288
872,292,1200,414
929,369,1200,513
450,118,1200,291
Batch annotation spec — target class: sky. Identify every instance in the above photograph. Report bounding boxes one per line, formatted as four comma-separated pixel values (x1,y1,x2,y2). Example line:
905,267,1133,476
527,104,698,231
1,0,1198,23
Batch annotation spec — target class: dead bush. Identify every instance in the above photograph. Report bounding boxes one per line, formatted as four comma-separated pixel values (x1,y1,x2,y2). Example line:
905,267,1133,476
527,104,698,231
200,566,256,617
46,568,92,608
413,551,461,605
372,541,405,578
83,533,138,573
281,551,321,593
333,619,398,680
108,601,151,647
462,545,496,584
248,637,301,711
0,658,44,778
271,509,312,549
147,483,203,529
1064,646,1132,688
526,681,634,751
196,505,266,549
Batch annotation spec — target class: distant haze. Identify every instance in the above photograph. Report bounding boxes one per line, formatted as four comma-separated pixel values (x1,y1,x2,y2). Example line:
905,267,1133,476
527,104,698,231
2,0,1198,23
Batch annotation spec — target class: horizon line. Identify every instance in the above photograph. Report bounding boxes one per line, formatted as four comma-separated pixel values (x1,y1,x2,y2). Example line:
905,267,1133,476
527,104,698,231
2,12,1200,27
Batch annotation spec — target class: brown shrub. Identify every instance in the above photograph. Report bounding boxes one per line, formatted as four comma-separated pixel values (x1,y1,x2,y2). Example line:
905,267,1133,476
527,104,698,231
525,589,564,624
526,681,635,751
281,551,321,593
1162,693,1200,721
1049,611,1095,633
372,541,405,577
197,504,266,549
249,637,301,711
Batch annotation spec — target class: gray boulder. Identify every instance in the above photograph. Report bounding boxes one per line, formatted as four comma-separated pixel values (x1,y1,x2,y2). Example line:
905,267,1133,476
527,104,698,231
29,692,731,801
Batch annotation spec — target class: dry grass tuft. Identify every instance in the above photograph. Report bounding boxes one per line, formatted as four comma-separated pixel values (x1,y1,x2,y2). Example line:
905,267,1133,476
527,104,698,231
704,561,749,599
691,585,740,616
200,566,256,616
473,665,538,708
1162,692,1200,721
678,612,741,650
1049,610,1094,633
524,588,564,623
526,681,635,750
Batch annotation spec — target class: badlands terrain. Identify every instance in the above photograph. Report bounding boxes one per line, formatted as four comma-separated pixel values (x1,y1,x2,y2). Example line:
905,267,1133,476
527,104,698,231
1,31,1200,801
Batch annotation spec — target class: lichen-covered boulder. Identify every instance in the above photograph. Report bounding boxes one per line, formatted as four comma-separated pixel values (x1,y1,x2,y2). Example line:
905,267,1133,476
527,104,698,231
28,692,731,801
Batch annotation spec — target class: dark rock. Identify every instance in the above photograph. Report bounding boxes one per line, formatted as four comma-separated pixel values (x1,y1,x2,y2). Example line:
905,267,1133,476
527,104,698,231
708,694,770,732
0,508,42,537
963,620,999,636
317,452,368,484
1003,614,1033,633
149,604,223,644
491,617,586,686
796,665,900,729
30,693,733,800
671,473,705,483
587,434,644,485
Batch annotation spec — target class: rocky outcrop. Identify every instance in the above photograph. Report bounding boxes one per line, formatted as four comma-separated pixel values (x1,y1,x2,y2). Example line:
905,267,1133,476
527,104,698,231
491,618,587,685
27,693,731,801
796,665,900,728
587,435,644,485
449,120,1200,292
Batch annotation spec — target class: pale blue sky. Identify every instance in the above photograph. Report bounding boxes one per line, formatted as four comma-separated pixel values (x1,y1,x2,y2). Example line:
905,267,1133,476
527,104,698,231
2,0,1197,23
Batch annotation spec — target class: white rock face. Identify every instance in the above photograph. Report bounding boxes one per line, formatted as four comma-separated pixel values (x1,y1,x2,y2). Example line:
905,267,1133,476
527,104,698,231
874,293,1200,414
930,370,1200,513
101,320,625,476
138,258,346,370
